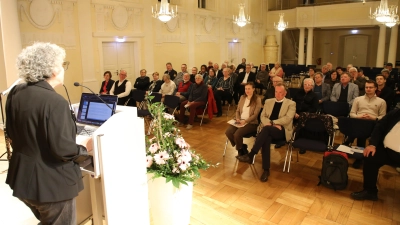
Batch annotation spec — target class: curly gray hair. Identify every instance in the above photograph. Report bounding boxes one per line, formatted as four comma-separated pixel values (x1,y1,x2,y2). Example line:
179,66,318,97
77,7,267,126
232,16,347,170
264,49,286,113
17,42,65,83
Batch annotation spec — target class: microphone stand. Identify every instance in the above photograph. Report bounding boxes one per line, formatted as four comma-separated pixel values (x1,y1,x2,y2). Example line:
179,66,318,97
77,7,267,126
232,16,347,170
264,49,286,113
74,83,116,114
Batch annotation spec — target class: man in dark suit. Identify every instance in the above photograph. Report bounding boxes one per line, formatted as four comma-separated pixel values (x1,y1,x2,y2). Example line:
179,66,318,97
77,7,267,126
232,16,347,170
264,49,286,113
6,42,92,224
99,70,115,94
376,74,395,112
236,63,256,96
164,62,177,81
213,63,223,79
351,109,400,201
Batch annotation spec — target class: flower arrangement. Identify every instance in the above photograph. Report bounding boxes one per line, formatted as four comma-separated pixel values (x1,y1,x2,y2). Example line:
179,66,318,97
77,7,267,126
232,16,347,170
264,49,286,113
145,95,214,188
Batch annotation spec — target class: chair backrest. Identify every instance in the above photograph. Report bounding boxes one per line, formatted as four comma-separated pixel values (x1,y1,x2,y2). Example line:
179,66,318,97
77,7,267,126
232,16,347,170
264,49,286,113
150,92,162,103
322,101,349,117
337,117,376,139
293,113,335,147
163,95,180,109
131,89,146,102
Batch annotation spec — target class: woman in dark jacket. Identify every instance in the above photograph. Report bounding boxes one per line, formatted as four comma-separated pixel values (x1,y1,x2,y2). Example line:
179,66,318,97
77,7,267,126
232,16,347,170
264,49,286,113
177,74,208,130
148,72,163,93
293,78,319,118
204,68,218,90
134,69,150,91
99,71,115,94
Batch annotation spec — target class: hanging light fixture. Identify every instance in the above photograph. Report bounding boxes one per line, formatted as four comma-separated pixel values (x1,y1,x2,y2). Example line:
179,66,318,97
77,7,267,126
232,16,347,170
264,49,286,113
233,4,250,27
152,0,177,23
384,6,399,27
274,13,288,31
369,0,394,23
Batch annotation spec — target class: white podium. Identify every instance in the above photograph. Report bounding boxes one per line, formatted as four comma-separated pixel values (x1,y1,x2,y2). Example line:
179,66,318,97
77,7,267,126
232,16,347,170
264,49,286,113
77,106,149,225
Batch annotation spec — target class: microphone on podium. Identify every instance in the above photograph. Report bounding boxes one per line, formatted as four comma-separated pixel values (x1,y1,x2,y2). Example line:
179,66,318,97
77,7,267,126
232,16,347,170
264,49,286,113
74,82,116,114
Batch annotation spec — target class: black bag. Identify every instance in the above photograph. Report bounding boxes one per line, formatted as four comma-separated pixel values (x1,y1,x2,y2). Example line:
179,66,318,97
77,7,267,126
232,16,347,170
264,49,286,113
318,151,348,190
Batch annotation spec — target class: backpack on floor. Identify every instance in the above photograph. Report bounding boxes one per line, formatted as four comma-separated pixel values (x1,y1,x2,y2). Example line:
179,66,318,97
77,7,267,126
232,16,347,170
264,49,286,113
318,150,348,190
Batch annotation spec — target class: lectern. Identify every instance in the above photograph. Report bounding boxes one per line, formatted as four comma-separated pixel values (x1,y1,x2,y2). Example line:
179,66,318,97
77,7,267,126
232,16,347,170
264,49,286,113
77,106,149,225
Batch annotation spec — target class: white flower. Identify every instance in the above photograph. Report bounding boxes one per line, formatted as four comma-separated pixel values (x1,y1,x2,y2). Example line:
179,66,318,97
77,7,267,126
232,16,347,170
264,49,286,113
181,150,192,162
163,132,172,138
172,167,180,173
178,157,190,171
146,155,153,168
154,151,170,165
163,113,175,120
148,143,159,154
175,137,188,149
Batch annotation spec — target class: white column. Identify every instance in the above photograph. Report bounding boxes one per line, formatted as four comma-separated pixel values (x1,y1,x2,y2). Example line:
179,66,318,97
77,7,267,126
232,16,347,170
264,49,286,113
387,25,398,65
376,24,386,67
0,0,22,90
298,27,305,65
306,27,314,66
77,0,97,90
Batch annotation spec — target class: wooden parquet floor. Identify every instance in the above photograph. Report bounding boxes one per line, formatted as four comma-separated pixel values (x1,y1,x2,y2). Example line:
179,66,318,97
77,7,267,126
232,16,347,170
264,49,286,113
177,105,400,225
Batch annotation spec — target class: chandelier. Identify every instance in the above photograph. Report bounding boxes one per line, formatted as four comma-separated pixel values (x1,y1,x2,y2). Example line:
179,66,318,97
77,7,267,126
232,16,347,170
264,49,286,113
274,13,288,31
233,4,250,27
152,0,177,23
384,6,399,27
369,0,399,27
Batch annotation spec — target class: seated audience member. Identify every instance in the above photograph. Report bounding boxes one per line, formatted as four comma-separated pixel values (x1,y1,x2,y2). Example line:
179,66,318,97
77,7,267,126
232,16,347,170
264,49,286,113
164,62,177,81
293,78,319,119
321,65,331,82
199,64,208,79
225,82,262,156
213,63,223,79
313,72,331,110
269,62,284,78
159,74,177,98
174,64,188,86
359,69,369,80
349,67,367,96
207,60,213,71
263,76,291,103
175,73,192,102
330,72,359,106
236,58,246,73
237,63,256,97
326,62,334,74
350,109,400,201
376,74,395,112
110,69,132,105
237,84,296,182
293,78,322,155
381,68,395,90
307,67,316,80
346,64,353,72
148,72,163,93
336,66,344,76
325,71,340,90
345,80,387,168
177,75,208,130
255,63,269,93
134,69,150,91
204,69,218,90
190,67,198,83
215,68,234,117
99,70,114,94
229,64,239,86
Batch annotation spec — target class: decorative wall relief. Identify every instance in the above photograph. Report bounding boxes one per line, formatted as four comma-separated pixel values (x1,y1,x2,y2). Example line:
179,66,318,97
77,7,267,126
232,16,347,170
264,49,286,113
112,5,130,30
18,0,77,48
194,14,219,43
252,22,260,35
155,14,187,44
18,0,63,29
94,4,142,32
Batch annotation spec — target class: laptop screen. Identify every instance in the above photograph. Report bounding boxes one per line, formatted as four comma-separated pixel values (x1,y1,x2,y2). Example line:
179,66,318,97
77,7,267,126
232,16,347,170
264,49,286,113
76,93,118,126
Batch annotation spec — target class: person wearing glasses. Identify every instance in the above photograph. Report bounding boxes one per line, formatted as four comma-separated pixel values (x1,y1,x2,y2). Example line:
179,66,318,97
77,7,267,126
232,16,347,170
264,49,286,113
263,76,291,104
110,69,132,105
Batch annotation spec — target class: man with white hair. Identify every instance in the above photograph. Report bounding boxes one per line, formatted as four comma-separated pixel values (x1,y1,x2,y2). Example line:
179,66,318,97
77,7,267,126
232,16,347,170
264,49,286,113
331,72,359,106
6,42,92,224
349,67,367,96
110,69,132,105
